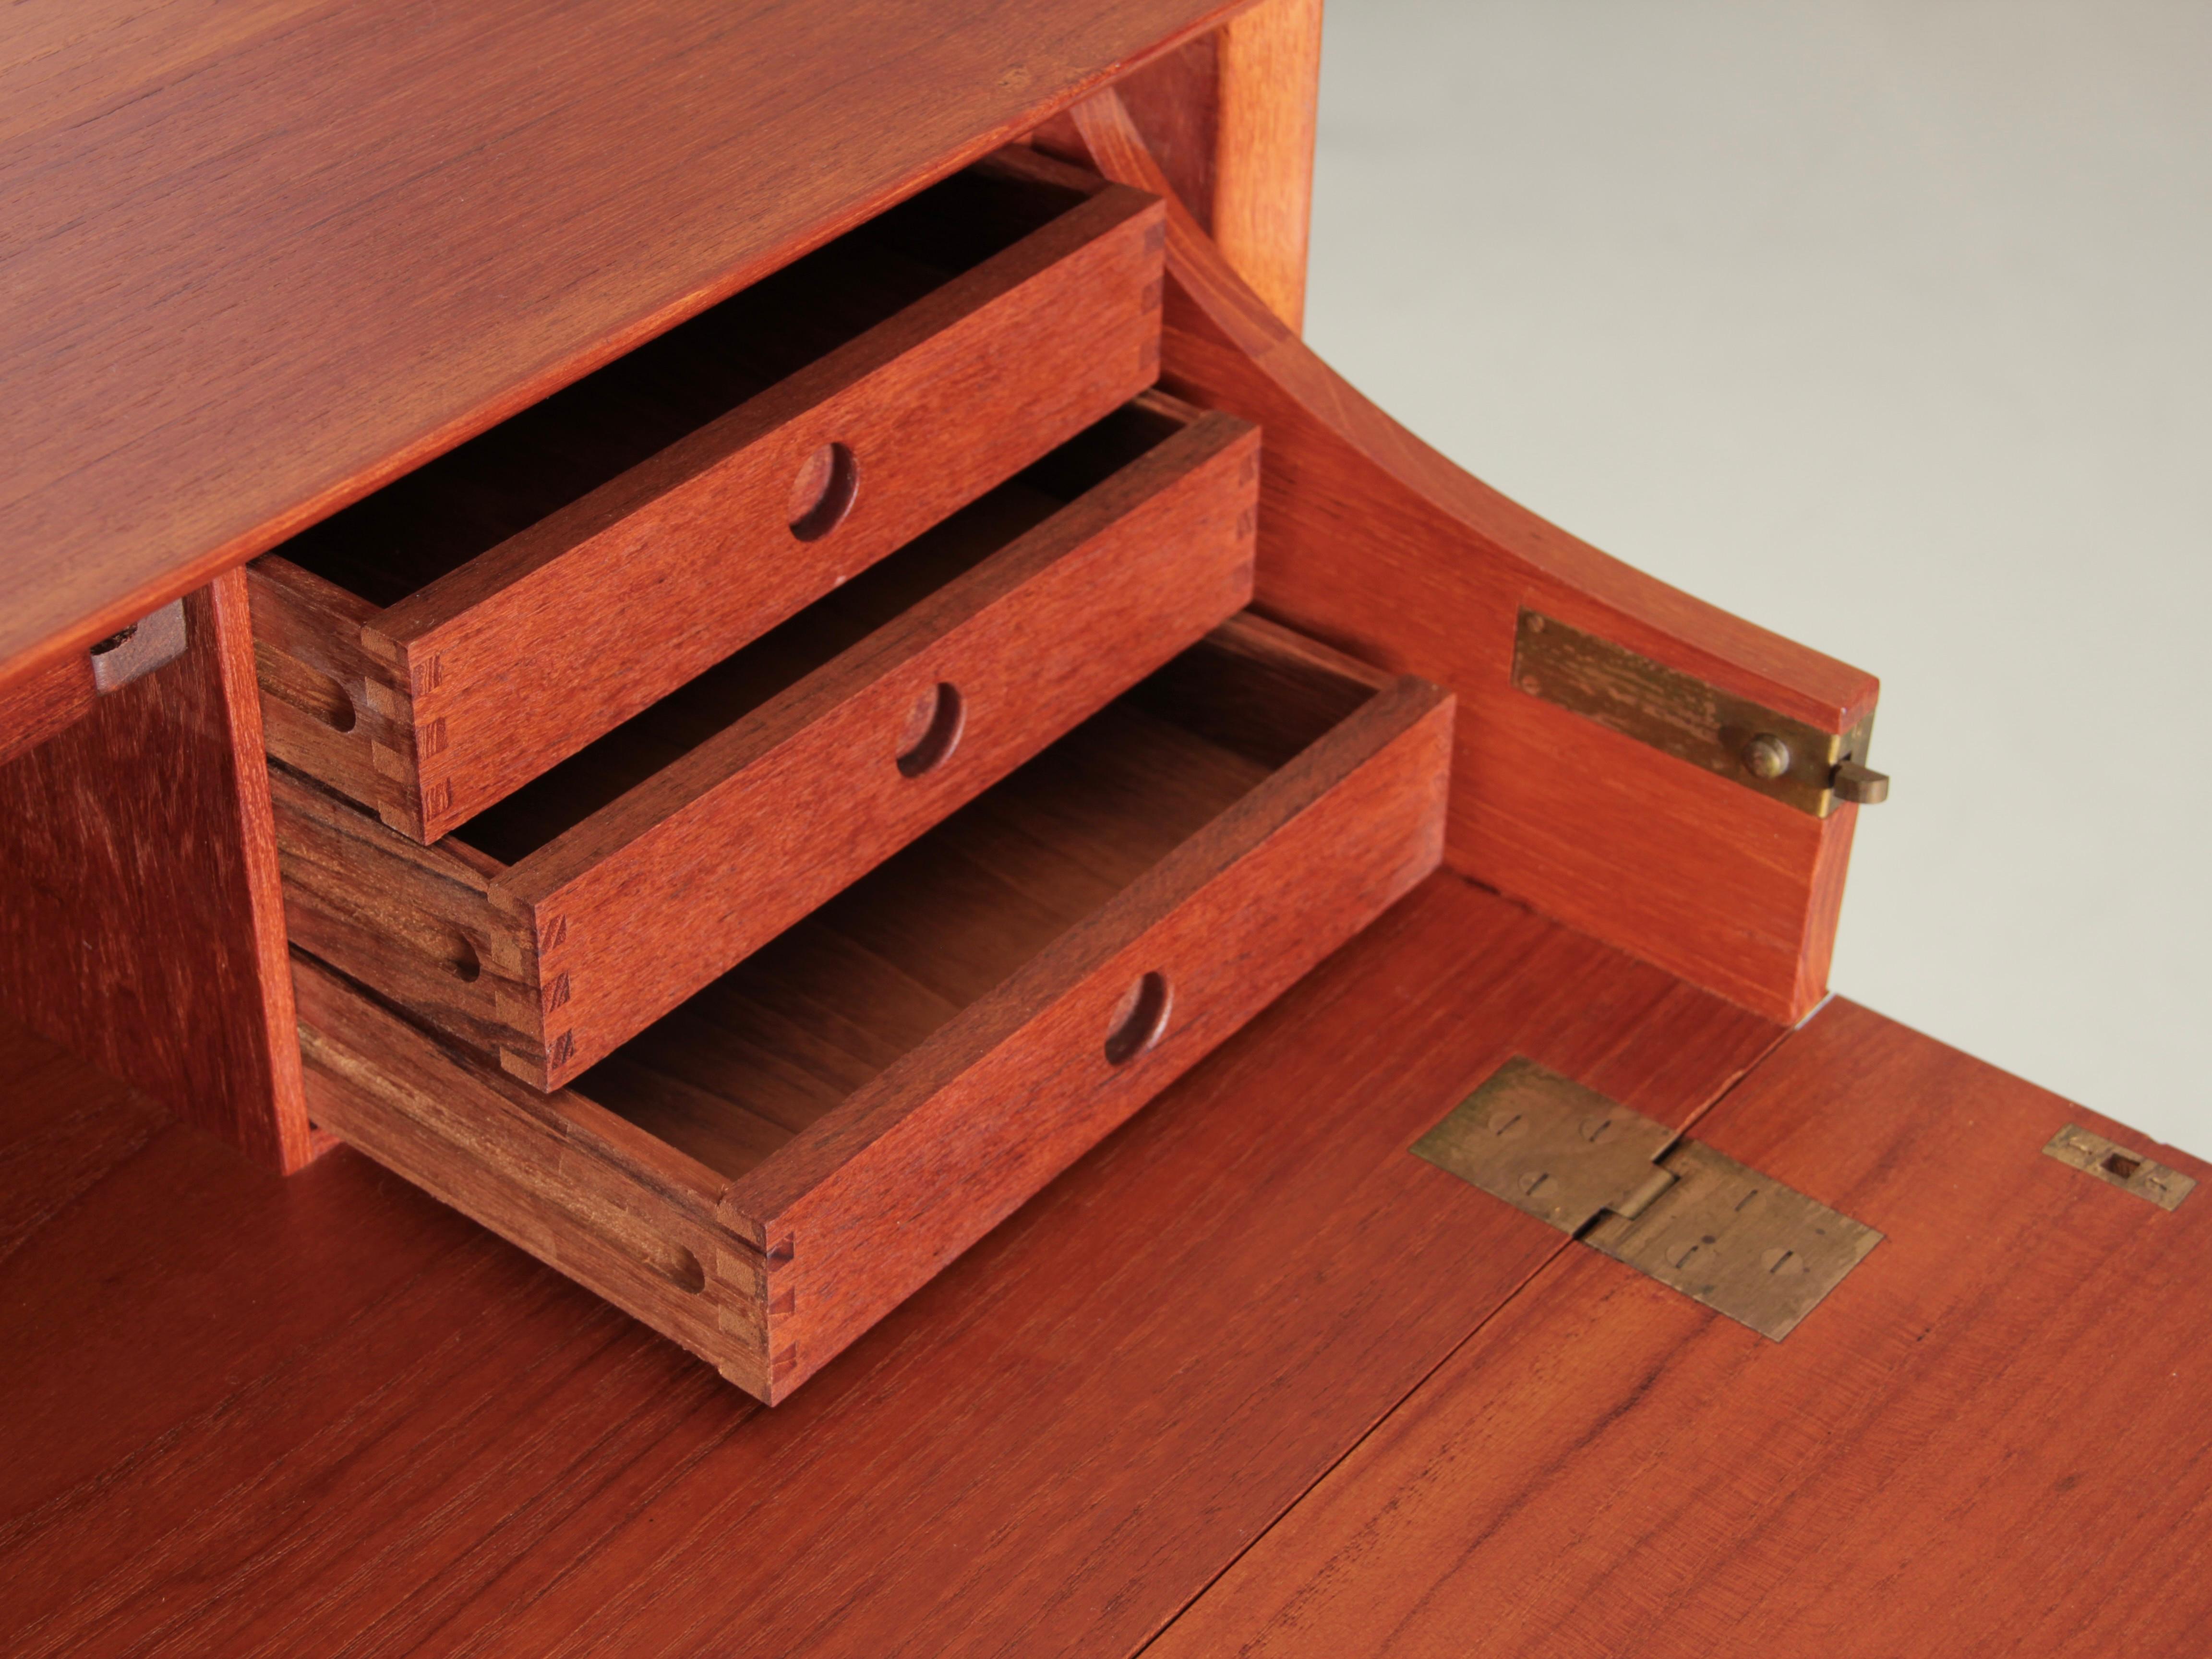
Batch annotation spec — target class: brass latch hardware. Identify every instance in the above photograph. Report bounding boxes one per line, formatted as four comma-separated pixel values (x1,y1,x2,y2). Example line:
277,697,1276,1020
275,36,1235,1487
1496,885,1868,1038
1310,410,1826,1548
2044,1125,2195,1211
1511,608,1887,817
1413,1058,1882,1340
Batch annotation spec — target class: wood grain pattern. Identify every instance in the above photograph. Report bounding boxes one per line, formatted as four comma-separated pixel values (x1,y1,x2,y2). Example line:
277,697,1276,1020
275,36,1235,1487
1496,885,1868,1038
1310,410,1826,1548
727,641,1454,1392
0,0,1243,696
1211,0,1324,330
247,554,400,816
1150,997,2212,1659
291,618,1455,1399
0,572,312,1172
0,648,96,769
273,397,1260,1090
255,154,1167,842
1101,31,1223,235
1047,89,1878,1022
0,1021,169,1271
0,871,1786,1655
1035,0,1320,325
293,956,767,1385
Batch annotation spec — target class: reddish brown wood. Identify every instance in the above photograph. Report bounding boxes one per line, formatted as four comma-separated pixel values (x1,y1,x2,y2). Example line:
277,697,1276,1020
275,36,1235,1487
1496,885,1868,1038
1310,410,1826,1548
271,397,1260,1090
0,872,1785,1654
252,154,1167,842
247,555,388,812
1210,0,1323,330
0,572,312,1173
0,1022,169,1269
0,0,1244,696
1149,998,2212,1658
294,958,764,1379
1103,32,1223,234
1046,89,1878,1023
0,648,97,769
727,632,1454,1390
1040,0,1320,327
290,619,1455,1399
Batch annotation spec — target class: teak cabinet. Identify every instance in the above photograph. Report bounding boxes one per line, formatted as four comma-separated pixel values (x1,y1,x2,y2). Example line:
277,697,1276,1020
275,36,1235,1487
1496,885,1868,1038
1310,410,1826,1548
4,3,2206,1652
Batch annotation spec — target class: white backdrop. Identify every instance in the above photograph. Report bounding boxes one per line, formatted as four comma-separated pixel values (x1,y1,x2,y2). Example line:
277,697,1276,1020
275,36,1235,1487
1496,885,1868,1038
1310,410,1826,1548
1305,0,2212,1154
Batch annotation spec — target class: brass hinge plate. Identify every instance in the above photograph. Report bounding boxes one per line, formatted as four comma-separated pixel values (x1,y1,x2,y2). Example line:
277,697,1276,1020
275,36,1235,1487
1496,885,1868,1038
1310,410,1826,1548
2044,1124,2196,1210
1409,1058,1678,1232
1511,608,1886,817
1414,1058,1882,1341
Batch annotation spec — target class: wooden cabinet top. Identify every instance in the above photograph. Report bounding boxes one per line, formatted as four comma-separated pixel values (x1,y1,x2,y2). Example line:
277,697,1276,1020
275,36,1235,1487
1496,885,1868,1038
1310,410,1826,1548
0,0,1233,686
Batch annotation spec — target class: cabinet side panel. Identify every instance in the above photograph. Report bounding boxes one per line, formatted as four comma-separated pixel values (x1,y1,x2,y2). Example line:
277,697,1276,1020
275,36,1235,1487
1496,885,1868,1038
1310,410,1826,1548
1052,89,1877,1023
0,572,312,1172
0,649,98,768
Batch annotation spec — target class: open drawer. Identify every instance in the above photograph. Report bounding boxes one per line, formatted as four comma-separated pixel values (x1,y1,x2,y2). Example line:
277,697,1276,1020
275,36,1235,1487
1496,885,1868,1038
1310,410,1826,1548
249,147,1166,842
294,616,1454,1402
272,395,1259,1091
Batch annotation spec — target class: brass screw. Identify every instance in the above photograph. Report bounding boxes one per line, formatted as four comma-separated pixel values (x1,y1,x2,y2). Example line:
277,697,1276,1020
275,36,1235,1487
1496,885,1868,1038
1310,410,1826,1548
1741,733,1792,781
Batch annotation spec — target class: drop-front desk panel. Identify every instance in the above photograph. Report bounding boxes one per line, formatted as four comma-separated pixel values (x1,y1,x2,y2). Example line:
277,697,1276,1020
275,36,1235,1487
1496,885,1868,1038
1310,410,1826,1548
3,3,2204,1654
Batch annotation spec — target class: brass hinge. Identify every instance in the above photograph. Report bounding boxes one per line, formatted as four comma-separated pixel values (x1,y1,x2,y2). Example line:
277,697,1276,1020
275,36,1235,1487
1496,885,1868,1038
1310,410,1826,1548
1512,608,1888,817
1413,1058,1882,1340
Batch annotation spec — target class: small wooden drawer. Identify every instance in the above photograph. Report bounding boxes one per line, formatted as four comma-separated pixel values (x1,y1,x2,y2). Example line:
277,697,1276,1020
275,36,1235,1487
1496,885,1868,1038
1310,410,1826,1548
249,147,1165,844
273,395,1259,1092
293,616,1453,1402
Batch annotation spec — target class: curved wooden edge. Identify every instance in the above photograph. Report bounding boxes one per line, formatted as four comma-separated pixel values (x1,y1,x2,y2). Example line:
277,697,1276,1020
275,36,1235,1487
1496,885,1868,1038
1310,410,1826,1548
1049,88,1874,1022
1067,89,1876,727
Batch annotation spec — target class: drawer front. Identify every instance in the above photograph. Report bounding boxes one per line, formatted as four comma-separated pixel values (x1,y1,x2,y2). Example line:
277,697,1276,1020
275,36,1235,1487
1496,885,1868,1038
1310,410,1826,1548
284,169,1166,844
725,675,1453,1395
495,409,1259,1089
292,629,1454,1405
271,402,1259,1094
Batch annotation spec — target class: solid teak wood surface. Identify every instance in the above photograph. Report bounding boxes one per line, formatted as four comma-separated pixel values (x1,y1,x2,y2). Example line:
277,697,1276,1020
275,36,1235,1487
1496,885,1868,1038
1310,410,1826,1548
7,11,2178,1658
0,0,1244,693
1149,998,2212,1658
0,572,313,1172
0,874,1789,1654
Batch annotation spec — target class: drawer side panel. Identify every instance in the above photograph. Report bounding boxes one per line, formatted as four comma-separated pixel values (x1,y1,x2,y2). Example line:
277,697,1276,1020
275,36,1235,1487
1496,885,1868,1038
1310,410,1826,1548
293,957,773,1395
